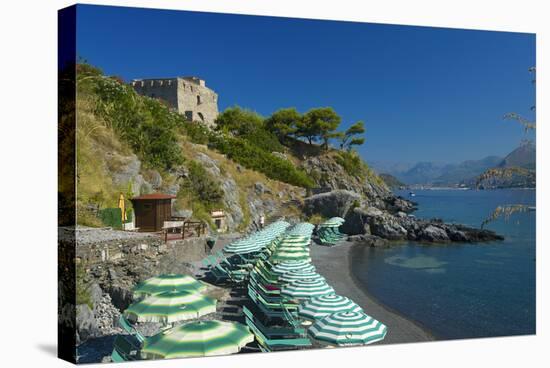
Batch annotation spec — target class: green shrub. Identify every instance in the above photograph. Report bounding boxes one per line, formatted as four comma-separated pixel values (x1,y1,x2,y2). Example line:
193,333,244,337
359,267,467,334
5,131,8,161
208,134,314,188
215,106,284,153
334,150,367,179
179,160,224,208
76,263,93,309
181,118,312,188
77,66,183,170
98,208,123,229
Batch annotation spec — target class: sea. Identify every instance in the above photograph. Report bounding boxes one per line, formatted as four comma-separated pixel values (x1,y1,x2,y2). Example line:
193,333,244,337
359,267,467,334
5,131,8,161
351,189,536,340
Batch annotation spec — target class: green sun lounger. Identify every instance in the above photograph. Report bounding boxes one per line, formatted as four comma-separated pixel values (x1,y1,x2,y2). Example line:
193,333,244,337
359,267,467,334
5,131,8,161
111,335,141,362
118,315,145,343
245,315,311,352
243,306,305,337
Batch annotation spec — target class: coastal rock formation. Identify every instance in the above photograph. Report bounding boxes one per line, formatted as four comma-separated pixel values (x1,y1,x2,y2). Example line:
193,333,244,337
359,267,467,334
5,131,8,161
76,304,100,344
303,190,361,218
341,205,503,244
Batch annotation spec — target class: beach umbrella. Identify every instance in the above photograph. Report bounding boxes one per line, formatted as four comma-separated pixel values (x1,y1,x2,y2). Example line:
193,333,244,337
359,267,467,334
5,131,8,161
124,290,217,324
279,269,325,283
133,274,206,299
118,193,127,222
308,311,387,346
280,278,335,300
271,261,316,276
271,246,311,263
141,320,254,359
278,237,311,247
298,294,362,320
223,241,262,254
320,219,344,228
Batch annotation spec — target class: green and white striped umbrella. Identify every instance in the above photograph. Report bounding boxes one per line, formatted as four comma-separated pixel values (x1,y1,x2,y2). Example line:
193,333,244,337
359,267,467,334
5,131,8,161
133,274,206,299
329,217,345,223
298,294,363,320
124,290,217,324
280,278,335,300
278,238,311,247
279,269,325,283
141,320,254,359
223,241,262,254
308,311,387,346
320,218,344,228
271,246,311,263
271,261,316,276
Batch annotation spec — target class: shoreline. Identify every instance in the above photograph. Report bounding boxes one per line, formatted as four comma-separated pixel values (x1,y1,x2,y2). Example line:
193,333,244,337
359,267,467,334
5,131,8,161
310,240,435,344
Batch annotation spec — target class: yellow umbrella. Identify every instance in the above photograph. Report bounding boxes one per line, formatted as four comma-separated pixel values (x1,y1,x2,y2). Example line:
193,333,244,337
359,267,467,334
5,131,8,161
118,194,127,222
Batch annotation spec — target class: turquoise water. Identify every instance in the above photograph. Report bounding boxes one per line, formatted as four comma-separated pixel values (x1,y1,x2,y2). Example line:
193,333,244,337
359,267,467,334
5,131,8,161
351,189,536,339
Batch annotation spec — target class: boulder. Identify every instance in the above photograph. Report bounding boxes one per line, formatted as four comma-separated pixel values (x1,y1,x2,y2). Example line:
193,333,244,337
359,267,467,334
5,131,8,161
89,283,103,311
342,207,374,235
419,225,450,242
76,304,100,344
303,190,361,218
254,182,270,195
370,216,408,240
107,285,134,311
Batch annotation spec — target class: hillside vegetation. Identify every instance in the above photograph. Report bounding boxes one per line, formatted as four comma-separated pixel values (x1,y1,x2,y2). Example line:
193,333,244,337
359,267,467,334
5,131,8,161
75,63,386,229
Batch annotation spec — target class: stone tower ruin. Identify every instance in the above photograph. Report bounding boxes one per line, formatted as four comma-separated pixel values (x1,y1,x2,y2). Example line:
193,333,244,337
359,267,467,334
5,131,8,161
131,76,219,128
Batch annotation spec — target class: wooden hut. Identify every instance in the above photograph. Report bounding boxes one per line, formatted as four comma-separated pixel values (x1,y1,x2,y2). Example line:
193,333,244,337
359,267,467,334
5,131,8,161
130,193,176,232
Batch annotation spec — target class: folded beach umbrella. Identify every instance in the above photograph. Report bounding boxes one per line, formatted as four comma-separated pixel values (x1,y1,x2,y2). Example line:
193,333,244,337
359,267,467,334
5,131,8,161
223,241,262,254
280,278,335,300
271,261,316,276
278,238,311,247
133,274,206,299
141,320,254,360
298,294,363,320
320,218,344,228
279,269,325,283
124,290,217,324
271,246,311,263
308,311,387,346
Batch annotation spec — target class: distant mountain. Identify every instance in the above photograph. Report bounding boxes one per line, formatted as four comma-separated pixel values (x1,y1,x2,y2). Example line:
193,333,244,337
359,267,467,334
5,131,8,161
400,162,449,185
499,141,535,170
372,157,501,186
432,156,503,186
379,173,406,189
369,143,534,187
472,142,536,189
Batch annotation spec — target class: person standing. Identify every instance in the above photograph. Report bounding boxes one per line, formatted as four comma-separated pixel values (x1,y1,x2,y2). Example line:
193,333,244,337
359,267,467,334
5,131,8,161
259,214,265,229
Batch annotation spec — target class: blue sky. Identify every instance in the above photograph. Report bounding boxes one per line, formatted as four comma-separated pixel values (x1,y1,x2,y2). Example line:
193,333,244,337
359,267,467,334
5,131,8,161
76,4,536,163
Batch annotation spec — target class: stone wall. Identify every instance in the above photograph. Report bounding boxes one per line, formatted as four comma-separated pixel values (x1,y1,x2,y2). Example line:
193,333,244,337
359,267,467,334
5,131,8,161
131,77,219,128
131,78,178,110
176,78,218,128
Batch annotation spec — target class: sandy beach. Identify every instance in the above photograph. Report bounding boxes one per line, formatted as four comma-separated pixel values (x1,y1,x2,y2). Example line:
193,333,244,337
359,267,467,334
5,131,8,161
310,241,434,344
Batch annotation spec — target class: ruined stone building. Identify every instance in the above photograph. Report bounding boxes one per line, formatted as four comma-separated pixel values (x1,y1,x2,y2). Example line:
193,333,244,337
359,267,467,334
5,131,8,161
131,76,219,128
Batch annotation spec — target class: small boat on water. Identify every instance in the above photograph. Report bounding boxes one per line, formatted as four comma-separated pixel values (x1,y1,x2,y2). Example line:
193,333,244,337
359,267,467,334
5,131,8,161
409,192,416,197
528,206,536,211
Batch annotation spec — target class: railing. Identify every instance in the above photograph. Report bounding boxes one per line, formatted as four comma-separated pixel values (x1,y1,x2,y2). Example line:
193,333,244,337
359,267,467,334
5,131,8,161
162,218,207,242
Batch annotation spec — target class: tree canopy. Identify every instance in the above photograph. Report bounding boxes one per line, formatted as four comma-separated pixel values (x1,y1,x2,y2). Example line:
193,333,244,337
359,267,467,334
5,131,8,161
340,121,366,151
264,107,300,142
298,107,342,149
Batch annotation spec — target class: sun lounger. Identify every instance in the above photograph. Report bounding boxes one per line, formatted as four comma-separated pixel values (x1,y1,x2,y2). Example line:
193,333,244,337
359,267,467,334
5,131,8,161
118,315,145,343
243,306,305,337
111,335,141,362
245,315,311,352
